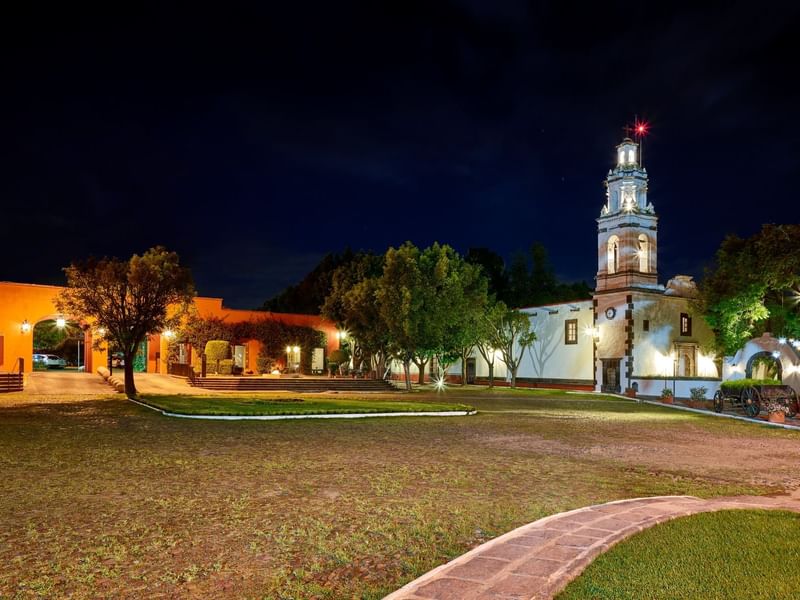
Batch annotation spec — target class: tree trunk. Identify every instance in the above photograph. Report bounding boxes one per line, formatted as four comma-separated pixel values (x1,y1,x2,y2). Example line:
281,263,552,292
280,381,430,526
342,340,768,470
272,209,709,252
461,353,468,386
123,352,137,398
412,358,428,385
488,362,494,388
403,359,412,391
510,365,518,388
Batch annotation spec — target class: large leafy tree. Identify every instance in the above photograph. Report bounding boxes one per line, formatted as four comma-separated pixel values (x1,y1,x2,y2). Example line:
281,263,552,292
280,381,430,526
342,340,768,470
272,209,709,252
322,252,388,377
699,224,800,355
57,247,194,398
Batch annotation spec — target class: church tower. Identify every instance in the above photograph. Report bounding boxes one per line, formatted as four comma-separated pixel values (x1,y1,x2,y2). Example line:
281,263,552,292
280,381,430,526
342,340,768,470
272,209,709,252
595,138,659,292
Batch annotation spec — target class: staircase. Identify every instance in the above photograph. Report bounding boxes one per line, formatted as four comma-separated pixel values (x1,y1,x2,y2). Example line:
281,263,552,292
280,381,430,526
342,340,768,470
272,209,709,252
0,372,23,393
189,376,397,393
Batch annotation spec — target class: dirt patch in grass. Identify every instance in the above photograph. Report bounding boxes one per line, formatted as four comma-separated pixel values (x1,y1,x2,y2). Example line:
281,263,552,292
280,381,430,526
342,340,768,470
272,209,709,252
1,389,797,598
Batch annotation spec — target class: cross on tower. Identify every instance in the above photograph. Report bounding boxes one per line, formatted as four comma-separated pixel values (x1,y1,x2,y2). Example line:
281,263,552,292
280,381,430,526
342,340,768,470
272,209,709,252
622,124,635,138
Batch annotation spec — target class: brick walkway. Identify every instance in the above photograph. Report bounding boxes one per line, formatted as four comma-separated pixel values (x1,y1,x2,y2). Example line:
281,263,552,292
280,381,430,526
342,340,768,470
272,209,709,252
384,493,800,600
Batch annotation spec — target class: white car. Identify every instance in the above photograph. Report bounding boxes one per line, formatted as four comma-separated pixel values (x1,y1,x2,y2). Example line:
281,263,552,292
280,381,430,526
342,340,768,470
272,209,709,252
33,354,67,369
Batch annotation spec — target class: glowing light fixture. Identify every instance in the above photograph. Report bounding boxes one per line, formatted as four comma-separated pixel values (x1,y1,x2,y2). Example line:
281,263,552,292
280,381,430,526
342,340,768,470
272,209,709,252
56,317,66,328
285,346,292,354
163,329,175,339
20,320,31,334
434,376,447,391
292,346,300,353
778,337,787,345
97,327,106,337
772,351,781,359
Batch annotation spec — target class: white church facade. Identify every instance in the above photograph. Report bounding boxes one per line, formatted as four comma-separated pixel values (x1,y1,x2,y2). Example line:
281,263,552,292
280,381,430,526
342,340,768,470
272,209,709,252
451,136,723,398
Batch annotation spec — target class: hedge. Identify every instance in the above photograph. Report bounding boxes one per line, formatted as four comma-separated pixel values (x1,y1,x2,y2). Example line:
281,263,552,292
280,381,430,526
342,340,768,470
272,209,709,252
720,378,781,393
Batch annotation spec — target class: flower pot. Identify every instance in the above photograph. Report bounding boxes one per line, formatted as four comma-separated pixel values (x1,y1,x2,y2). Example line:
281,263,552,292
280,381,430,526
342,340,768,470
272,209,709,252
768,411,785,424
661,396,674,405
625,388,637,398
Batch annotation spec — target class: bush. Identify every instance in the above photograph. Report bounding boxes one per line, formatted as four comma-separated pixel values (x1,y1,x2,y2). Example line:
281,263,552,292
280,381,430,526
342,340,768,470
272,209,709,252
218,359,234,375
689,387,707,401
661,388,673,399
720,378,781,393
205,340,230,373
205,340,230,361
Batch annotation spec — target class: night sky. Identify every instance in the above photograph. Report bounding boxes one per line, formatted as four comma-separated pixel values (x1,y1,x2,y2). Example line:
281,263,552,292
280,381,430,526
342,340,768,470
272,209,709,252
3,3,799,308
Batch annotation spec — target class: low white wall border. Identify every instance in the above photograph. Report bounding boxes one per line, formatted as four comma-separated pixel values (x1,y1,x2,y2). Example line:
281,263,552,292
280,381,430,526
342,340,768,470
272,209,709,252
128,397,476,421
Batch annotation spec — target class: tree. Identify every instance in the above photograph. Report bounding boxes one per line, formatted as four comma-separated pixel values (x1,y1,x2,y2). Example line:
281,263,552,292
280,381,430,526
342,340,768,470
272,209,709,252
322,252,388,378
57,247,194,398
262,249,355,313
475,301,507,388
699,224,800,355
375,242,491,389
466,247,507,300
491,306,537,388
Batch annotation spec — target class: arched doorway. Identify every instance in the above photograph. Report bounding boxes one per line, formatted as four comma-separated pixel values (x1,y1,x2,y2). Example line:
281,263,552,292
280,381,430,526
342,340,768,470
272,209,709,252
32,317,89,372
745,351,782,381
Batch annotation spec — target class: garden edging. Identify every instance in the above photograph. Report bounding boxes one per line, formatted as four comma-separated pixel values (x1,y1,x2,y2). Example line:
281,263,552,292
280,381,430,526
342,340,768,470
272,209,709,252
128,397,477,420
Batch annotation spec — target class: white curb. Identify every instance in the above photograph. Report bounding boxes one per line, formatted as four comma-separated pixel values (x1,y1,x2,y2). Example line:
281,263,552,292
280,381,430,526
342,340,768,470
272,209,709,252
128,397,476,421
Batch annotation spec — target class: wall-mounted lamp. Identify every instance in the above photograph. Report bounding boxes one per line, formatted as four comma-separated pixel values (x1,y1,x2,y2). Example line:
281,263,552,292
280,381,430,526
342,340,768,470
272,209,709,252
20,320,31,334
584,326,600,340
293,346,300,353
162,329,175,340
56,317,66,328
96,327,106,337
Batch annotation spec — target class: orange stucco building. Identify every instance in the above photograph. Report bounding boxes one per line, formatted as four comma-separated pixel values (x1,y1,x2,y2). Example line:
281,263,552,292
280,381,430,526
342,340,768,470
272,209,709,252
0,281,338,378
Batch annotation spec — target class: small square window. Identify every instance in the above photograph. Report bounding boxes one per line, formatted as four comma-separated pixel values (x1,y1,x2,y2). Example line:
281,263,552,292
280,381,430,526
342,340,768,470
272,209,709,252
565,319,578,345
643,320,650,332
680,313,692,336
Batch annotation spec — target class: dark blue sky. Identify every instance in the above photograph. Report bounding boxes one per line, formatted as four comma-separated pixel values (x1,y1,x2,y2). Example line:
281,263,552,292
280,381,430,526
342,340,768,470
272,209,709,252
2,2,799,308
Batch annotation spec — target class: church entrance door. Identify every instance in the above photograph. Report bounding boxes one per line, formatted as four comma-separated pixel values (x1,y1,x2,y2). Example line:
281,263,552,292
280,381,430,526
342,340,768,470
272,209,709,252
601,358,621,393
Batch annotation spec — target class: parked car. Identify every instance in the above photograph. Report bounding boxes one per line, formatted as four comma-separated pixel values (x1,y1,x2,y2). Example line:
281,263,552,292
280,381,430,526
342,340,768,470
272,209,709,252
33,354,67,369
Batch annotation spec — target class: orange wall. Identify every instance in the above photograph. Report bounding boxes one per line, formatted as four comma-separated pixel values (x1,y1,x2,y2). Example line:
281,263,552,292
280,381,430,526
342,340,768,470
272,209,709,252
0,282,337,375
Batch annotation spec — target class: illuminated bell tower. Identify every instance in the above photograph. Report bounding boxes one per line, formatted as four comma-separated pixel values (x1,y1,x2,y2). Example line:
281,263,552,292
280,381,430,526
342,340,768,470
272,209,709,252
596,137,659,292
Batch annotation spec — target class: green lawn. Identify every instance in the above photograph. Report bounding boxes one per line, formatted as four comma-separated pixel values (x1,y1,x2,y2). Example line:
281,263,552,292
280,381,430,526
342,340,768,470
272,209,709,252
1,388,798,599
139,394,474,416
559,509,800,599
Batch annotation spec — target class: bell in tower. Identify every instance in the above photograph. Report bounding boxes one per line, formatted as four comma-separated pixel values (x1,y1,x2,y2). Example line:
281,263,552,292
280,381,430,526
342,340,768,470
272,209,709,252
596,137,659,292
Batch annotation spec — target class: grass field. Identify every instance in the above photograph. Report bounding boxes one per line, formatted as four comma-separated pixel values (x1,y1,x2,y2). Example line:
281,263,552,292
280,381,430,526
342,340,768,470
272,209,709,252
139,394,474,416
558,509,800,599
2,387,799,598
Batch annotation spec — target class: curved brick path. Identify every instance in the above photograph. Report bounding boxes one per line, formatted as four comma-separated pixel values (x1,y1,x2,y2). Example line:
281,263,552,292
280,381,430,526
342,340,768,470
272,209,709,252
384,493,800,600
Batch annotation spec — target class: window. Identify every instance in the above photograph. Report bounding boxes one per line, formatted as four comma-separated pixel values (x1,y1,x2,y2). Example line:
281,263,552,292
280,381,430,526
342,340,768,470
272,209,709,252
680,313,692,336
638,234,649,273
643,319,650,332
618,148,625,165
607,235,619,274
565,319,578,345
628,148,636,164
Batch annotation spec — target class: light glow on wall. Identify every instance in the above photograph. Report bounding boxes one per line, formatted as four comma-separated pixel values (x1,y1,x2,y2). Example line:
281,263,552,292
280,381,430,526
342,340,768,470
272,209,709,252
697,352,719,377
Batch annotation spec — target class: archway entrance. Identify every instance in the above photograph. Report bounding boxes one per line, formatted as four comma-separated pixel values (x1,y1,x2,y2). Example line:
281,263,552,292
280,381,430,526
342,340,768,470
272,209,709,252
32,318,88,372
746,351,782,381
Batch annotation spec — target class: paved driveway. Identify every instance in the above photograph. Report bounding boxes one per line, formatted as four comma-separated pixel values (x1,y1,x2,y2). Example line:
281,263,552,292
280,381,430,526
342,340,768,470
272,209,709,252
25,371,110,395
24,371,198,395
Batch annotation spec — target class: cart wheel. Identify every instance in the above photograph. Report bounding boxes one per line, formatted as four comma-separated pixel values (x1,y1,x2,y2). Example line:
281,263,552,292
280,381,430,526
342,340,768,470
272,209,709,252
742,388,760,418
788,391,798,419
713,390,724,413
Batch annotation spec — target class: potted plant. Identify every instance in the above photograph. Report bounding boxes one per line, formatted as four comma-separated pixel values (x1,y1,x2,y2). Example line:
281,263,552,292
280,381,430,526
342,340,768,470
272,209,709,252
625,387,637,399
762,399,789,424
687,386,708,409
660,388,674,404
